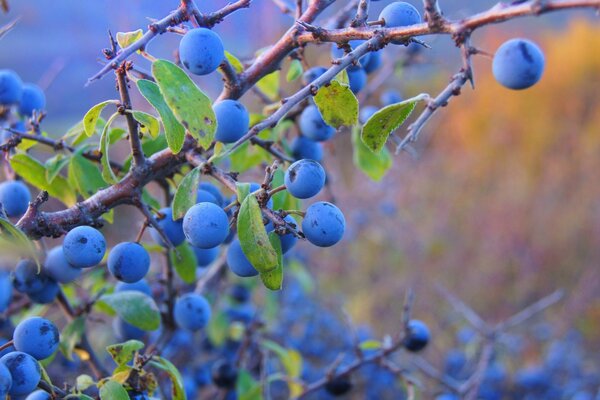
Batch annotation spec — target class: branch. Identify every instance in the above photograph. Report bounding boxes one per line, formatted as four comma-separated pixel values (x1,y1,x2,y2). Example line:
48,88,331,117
189,0,251,28
350,0,370,27
422,0,445,29
116,63,146,169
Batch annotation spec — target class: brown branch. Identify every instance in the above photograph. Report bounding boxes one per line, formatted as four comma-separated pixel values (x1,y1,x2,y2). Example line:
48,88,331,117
116,64,146,169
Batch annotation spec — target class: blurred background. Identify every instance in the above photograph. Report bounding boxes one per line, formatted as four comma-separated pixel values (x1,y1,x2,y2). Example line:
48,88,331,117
1,0,600,396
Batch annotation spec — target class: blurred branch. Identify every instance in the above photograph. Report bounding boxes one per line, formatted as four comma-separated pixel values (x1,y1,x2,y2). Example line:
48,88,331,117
0,17,18,40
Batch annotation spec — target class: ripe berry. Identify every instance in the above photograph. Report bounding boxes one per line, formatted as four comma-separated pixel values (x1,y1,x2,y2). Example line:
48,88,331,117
174,293,212,331
0,272,11,313
18,84,46,117
285,159,326,199
380,90,403,106
27,279,59,304
12,259,48,294
302,66,327,86
150,207,186,247
192,245,220,268
0,69,23,105
107,242,150,283
183,202,229,249
0,180,31,218
13,317,59,360
299,106,335,142
0,351,41,396
404,319,430,352
379,2,422,44
290,136,323,162
347,67,367,93
62,226,106,268
113,318,145,341
226,239,258,278
214,100,250,144
302,202,346,247
229,284,251,304
0,362,11,398
493,38,545,90
211,359,238,388
43,246,81,284
324,375,353,396
179,28,224,76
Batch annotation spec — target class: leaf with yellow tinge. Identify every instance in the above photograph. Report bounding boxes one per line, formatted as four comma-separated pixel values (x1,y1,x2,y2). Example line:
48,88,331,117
152,59,217,149
352,127,392,182
237,195,278,273
83,100,117,137
260,233,283,290
314,80,358,128
116,29,143,49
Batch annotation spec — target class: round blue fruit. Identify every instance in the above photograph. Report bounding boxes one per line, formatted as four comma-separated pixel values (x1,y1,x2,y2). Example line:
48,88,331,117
25,390,51,400
285,159,326,199
380,90,403,106
199,182,224,206
150,207,186,247
299,106,335,142
492,38,545,90
0,272,12,313
0,180,31,218
179,28,225,76
43,246,81,284
331,40,371,69
192,245,220,267
347,67,367,93
0,362,11,398
18,84,46,117
302,202,345,247
0,351,41,396
404,319,430,352
13,317,59,360
302,66,327,86
0,70,23,105
214,100,250,144
115,279,152,296
62,226,106,268
196,189,218,205
107,242,150,283
268,215,298,254
27,279,59,304
12,259,48,294
183,202,229,248
359,106,378,124
113,318,145,341
363,51,382,74
290,136,323,162
226,239,258,277
174,293,212,331
379,2,422,38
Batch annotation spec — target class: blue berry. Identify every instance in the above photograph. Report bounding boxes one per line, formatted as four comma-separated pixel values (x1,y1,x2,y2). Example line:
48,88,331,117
363,51,382,74
192,245,220,267
267,215,298,254
183,202,229,249
404,320,430,352
0,272,12,313
359,106,378,124
43,246,81,284
214,100,250,144
331,40,371,69
174,293,212,331
302,202,345,247
347,67,367,93
196,189,218,205
0,351,41,396
25,390,51,400
112,318,145,341
290,136,323,162
62,226,106,268
492,38,545,90
211,359,238,388
229,284,251,303
127,391,150,400
179,28,224,76
115,279,152,296
199,182,224,206
0,180,31,218
226,239,258,278
27,279,59,304
302,66,327,86
379,2,422,45
380,90,403,106
0,70,23,105
150,207,186,247
0,362,11,398
18,84,45,117
299,106,335,142
12,260,48,294
13,317,59,360
107,242,150,283
285,159,326,199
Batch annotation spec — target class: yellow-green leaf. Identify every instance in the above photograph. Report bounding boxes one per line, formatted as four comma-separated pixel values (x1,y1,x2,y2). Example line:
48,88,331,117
83,100,117,137
99,380,128,400
116,29,143,49
99,291,161,331
225,51,244,73
172,166,201,220
169,242,197,284
149,356,186,400
237,195,277,273
256,71,280,101
132,111,160,139
352,127,392,182
314,80,358,128
260,233,283,290
286,59,303,82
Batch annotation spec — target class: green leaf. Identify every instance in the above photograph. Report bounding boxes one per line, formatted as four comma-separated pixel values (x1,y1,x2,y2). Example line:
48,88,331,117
260,233,283,291
150,356,186,400
286,59,303,82
207,312,229,347
314,80,358,128
106,340,145,366
172,166,201,220
98,112,120,184
137,79,186,154
0,217,40,266
262,340,303,378
39,364,54,394
83,101,117,137
99,291,161,331
225,51,244,73
99,380,129,400
132,111,160,139
169,242,197,284
152,60,217,149
76,374,95,392
359,339,382,351
237,370,263,400
45,154,71,184
9,152,76,206
256,71,280,101
229,141,271,173
116,29,143,49
236,182,251,204
352,127,392,182
68,154,106,197
237,195,278,273
335,69,349,86
59,317,85,361
361,96,422,153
